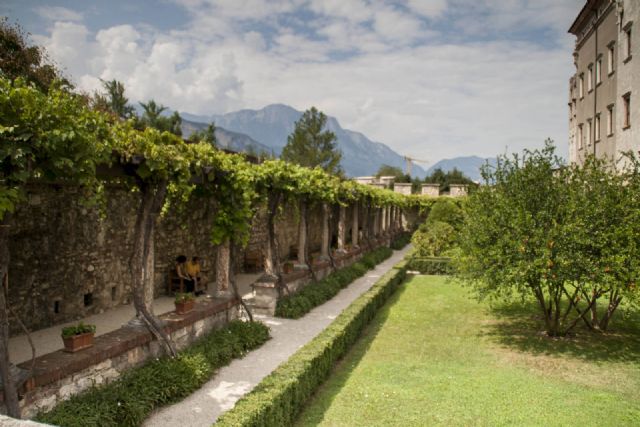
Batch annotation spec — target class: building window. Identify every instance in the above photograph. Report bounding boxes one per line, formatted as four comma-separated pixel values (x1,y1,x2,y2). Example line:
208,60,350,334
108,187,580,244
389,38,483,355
587,119,592,145
578,124,583,149
624,25,632,61
595,114,601,141
607,42,615,74
623,93,631,129
607,104,614,136
579,74,584,98
596,57,602,84
587,65,593,92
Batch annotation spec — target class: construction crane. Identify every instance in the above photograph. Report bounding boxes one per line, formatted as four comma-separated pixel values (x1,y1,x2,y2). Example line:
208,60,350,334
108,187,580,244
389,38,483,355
403,156,429,176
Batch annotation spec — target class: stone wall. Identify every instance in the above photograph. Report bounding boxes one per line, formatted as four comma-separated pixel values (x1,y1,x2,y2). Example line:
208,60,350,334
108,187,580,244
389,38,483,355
6,184,325,335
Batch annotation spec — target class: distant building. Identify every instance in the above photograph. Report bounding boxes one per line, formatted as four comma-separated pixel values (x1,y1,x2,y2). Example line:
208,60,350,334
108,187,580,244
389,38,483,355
353,176,395,188
568,0,638,165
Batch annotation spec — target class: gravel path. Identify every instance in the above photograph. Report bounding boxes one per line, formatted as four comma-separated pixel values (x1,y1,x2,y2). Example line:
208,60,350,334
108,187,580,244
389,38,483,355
144,246,409,427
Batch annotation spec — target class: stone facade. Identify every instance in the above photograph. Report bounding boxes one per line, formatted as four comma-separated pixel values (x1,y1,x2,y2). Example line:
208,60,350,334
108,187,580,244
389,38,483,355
568,0,639,166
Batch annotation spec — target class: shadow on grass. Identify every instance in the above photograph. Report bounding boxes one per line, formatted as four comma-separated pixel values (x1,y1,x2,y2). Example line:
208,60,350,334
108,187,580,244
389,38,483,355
481,299,640,364
294,282,410,426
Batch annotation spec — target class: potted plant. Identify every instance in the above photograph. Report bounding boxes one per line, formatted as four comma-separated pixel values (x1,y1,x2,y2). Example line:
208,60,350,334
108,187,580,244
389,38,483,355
61,322,96,352
283,261,294,274
174,292,195,314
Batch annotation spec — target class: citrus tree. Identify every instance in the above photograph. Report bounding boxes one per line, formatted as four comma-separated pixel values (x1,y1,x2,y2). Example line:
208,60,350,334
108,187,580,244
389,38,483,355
457,141,640,336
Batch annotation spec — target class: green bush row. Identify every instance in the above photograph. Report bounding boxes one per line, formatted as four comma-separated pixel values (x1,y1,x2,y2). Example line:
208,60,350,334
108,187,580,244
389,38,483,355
407,256,453,275
275,247,393,319
35,320,270,427
390,232,412,250
216,260,408,426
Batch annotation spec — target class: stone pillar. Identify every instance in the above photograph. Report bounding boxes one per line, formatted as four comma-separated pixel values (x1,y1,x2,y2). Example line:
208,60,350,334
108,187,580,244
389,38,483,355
351,202,359,248
389,206,395,232
394,183,412,195
381,206,387,234
320,203,330,260
215,238,231,295
337,205,346,253
421,183,440,197
449,184,468,197
361,203,369,241
296,199,308,268
374,208,380,236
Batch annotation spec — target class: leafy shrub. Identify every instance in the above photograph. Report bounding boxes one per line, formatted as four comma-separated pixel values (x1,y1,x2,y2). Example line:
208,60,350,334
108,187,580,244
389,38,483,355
407,257,453,275
275,247,393,319
426,198,464,230
216,262,407,427
35,321,270,427
411,221,456,257
391,232,411,250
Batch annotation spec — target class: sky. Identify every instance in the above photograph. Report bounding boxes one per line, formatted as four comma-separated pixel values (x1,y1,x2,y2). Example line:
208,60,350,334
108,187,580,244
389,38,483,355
1,0,582,163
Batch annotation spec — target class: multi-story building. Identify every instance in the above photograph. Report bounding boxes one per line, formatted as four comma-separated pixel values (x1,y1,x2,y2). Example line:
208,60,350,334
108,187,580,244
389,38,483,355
568,0,638,165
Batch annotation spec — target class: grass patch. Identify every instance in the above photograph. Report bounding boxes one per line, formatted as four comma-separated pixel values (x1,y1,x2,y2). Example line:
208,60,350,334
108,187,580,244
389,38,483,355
275,247,393,319
215,261,407,426
35,320,270,427
296,276,640,426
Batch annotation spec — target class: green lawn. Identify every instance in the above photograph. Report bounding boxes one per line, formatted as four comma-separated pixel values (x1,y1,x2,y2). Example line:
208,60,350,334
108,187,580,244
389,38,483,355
295,275,640,426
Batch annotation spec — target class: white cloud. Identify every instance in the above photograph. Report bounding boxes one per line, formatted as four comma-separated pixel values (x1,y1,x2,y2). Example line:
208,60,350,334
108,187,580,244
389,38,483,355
34,6,83,22
373,6,425,42
31,0,577,162
406,0,448,18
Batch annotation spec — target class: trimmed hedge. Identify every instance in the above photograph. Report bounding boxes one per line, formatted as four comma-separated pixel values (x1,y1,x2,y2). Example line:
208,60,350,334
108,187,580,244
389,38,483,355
407,256,453,275
216,260,408,426
390,232,412,250
35,320,270,427
275,247,393,319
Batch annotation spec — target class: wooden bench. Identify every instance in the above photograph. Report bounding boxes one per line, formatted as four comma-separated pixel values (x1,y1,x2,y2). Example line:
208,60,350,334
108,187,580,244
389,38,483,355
167,269,208,295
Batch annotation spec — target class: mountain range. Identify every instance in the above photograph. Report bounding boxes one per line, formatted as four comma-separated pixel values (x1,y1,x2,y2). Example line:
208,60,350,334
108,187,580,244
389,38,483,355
181,104,428,178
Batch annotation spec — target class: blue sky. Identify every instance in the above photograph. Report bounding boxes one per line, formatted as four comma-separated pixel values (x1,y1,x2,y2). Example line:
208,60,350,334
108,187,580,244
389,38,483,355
1,0,582,162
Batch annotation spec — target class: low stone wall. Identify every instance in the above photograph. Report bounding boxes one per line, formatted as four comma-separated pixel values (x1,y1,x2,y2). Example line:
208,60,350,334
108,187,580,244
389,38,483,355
250,239,391,316
4,297,239,418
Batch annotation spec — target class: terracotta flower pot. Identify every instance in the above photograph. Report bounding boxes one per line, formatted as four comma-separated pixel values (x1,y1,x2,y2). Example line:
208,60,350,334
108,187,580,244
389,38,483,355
283,263,294,274
62,332,94,353
175,299,195,314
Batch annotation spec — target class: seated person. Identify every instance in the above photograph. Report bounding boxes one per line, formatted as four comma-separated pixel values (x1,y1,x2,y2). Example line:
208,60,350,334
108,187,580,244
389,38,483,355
175,255,195,293
186,256,204,292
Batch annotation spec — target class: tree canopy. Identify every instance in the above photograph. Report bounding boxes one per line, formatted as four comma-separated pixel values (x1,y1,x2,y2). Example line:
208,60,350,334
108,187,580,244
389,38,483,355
456,141,640,336
281,107,342,175
0,18,69,91
375,164,411,183
423,167,476,192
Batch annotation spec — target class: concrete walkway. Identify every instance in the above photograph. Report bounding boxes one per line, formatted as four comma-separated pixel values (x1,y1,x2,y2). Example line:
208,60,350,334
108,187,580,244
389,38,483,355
9,274,261,364
144,247,409,427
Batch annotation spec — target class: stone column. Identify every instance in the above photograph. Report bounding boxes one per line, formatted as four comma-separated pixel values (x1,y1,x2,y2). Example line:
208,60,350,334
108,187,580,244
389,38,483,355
361,203,369,242
389,206,395,232
337,205,346,253
320,203,330,260
374,208,380,236
215,238,231,295
351,202,359,248
381,206,387,234
296,199,308,268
